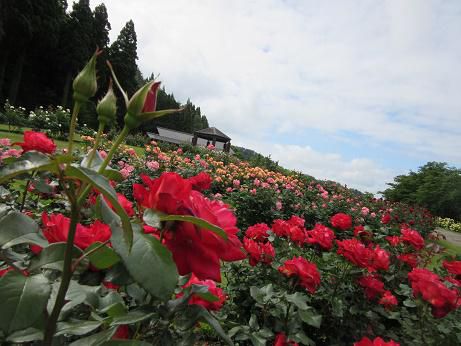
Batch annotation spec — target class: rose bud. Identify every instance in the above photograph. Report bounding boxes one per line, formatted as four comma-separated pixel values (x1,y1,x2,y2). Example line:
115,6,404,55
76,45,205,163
97,81,117,126
73,48,101,103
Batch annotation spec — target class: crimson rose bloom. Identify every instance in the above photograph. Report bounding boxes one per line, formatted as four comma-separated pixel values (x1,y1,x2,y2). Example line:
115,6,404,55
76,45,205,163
397,253,418,268
385,236,401,247
358,275,385,300
113,325,130,339
337,238,373,271
379,290,398,309
133,172,192,214
34,213,111,252
443,260,461,277
164,190,246,282
354,336,400,346
243,237,275,266
274,332,299,346
245,223,270,242
400,228,424,250
278,256,321,293
408,268,460,318
188,172,212,191
272,219,290,237
178,274,226,311
370,245,390,272
330,212,352,230
381,213,391,225
305,223,335,250
15,131,56,154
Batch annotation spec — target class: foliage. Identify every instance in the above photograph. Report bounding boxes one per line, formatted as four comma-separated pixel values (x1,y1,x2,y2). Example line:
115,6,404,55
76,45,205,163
382,162,461,221
435,217,461,233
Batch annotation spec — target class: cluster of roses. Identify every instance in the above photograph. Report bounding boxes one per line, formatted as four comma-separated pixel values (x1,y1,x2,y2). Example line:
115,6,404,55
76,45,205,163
272,215,336,250
274,334,400,346
408,267,461,318
358,275,398,309
243,223,276,266
133,171,245,310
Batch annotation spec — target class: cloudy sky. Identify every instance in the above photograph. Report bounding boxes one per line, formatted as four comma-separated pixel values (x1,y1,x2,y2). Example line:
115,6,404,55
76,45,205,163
92,0,461,193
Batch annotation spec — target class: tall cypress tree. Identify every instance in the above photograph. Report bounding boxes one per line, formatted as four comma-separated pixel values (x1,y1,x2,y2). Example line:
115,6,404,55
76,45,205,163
109,20,140,126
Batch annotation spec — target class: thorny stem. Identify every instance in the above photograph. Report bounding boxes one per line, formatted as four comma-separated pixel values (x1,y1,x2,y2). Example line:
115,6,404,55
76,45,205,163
19,178,31,212
43,205,80,345
67,102,81,154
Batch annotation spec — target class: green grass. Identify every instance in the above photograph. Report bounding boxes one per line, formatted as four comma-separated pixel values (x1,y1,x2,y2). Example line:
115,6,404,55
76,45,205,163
0,126,145,155
0,130,71,150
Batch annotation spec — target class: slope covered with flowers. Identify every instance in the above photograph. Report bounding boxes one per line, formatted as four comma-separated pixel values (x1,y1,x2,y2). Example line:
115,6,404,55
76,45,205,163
0,130,460,345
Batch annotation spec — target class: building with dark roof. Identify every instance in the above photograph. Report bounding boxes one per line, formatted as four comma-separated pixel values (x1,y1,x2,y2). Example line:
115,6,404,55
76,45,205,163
147,126,232,152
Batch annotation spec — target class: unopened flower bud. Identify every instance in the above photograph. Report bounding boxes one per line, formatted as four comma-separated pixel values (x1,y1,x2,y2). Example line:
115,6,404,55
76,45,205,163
73,49,101,103
124,81,161,130
97,83,117,126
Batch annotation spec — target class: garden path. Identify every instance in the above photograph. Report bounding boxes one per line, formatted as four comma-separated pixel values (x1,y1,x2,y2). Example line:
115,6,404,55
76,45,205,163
435,227,461,247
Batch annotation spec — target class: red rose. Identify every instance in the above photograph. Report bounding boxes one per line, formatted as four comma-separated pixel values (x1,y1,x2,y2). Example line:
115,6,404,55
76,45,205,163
408,268,460,318
305,223,335,251
245,223,270,242
178,274,226,311
113,325,130,339
354,336,400,346
379,290,398,309
134,172,192,215
188,172,212,191
397,253,418,268
0,266,13,277
358,275,385,300
337,239,374,271
381,213,391,225
243,237,275,266
272,219,290,237
287,215,305,228
142,81,161,113
15,131,56,154
38,213,111,251
288,225,306,245
370,245,390,272
330,213,352,230
443,260,461,277
164,191,245,282
400,228,424,250
385,236,401,247
278,256,321,294
274,332,299,346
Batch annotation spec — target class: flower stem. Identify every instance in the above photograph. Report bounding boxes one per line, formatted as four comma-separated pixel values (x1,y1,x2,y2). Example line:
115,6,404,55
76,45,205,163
19,179,31,212
67,102,81,154
43,205,80,345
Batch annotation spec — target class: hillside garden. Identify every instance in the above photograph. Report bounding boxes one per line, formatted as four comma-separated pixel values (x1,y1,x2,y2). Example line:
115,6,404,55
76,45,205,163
0,51,460,346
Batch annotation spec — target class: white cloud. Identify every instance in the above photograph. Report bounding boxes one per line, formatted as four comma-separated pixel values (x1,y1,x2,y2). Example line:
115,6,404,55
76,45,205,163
88,0,461,190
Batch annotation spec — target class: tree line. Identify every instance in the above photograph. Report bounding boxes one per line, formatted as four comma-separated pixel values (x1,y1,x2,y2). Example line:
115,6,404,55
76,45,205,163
382,162,461,221
0,0,209,133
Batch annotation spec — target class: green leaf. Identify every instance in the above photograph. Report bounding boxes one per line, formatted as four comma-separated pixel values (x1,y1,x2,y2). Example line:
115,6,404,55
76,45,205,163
101,200,178,300
47,280,100,317
55,320,102,336
69,327,117,346
102,341,152,346
66,166,133,248
298,309,322,328
6,327,43,343
110,308,156,326
0,271,51,334
143,208,161,228
85,242,121,269
196,307,233,346
403,299,417,308
0,211,47,249
159,213,228,240
0,151,58,183
81,151,123,181
250,284,274,304
292,331,315,346
29,242,83,271
286,292,309,310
